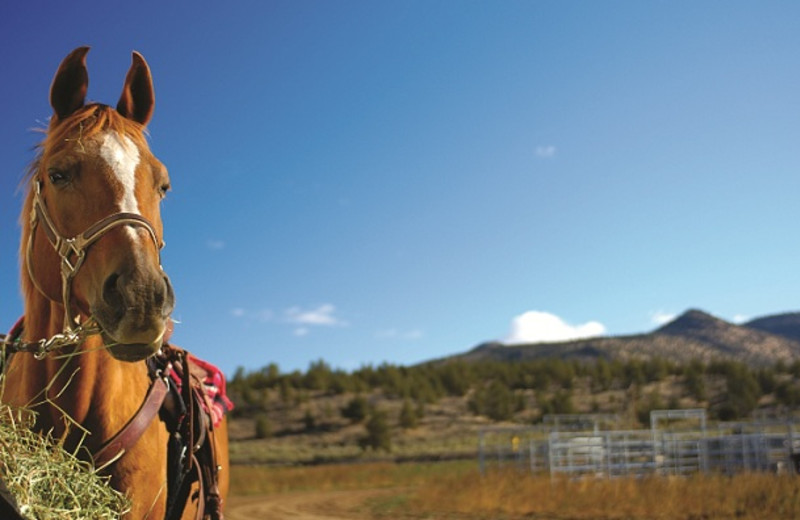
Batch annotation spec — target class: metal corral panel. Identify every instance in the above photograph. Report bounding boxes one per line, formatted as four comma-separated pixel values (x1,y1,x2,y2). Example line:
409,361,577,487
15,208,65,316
479,413,800,479
548,430,657,477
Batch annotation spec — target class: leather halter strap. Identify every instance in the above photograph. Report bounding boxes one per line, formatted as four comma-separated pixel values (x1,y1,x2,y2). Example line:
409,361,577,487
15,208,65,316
27,180,163,333
93,373,170,470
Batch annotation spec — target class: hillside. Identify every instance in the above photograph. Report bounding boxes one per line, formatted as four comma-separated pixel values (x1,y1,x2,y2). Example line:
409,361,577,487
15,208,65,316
227,309,800,465
745,312,800,342
449,309,800,367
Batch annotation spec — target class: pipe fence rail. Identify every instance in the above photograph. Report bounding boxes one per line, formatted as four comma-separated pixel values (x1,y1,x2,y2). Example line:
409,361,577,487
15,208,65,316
479,409,800,478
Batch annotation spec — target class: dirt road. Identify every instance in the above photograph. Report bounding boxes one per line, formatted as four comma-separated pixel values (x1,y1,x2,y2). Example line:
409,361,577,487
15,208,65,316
225,489,395,520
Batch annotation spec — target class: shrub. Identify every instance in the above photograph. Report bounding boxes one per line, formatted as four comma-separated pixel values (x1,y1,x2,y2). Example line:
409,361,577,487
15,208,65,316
255,414,272,439
341,395,370,423
716,364,760,420
684,363,707,401
636,390,665,426
398,400,418,429
469,381,516,421
360,410,392,452
776,381,800,408
304,409,316,431
540,390,576,416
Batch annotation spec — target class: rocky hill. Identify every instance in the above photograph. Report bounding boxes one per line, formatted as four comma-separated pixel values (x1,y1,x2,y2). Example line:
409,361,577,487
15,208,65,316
449,309,800,367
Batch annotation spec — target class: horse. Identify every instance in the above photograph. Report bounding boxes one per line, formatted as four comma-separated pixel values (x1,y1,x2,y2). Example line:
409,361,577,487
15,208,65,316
2,47,229,519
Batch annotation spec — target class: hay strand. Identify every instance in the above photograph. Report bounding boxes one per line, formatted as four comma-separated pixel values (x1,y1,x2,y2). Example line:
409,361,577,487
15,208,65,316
0,405,130,519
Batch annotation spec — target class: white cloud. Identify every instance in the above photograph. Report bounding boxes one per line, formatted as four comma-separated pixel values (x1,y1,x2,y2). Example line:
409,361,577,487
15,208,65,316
229,307,274,322
375,328,424,340
404,329,424,340
732,314,749,324
206,239,225,250
228,303,346,337
504,311,605,344
535,145,557,158
284,304,347,327
650,310,677,326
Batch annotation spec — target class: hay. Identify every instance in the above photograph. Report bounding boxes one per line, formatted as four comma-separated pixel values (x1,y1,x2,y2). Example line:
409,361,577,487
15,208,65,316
0,405,130,519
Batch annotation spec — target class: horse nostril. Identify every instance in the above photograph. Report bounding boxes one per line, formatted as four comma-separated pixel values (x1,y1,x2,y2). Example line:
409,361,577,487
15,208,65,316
102,272,124,311
154,277,165,308
161,275,175,315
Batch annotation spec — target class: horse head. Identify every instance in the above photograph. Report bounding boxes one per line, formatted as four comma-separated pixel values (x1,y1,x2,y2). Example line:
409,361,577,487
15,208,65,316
24,47,174,361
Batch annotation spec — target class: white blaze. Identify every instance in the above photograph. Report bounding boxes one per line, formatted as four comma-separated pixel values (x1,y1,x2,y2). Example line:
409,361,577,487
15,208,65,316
100,132,141,241
100,132,141,213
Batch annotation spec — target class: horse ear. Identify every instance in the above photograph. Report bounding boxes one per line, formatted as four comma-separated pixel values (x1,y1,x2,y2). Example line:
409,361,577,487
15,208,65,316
50,46,90,120
116,51,154,126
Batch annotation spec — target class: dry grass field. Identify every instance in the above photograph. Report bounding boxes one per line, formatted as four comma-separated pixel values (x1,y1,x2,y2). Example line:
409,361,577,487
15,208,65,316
230,461,800,519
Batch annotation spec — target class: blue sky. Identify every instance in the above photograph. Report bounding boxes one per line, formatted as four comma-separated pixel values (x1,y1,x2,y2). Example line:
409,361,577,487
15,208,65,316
2,2,800,376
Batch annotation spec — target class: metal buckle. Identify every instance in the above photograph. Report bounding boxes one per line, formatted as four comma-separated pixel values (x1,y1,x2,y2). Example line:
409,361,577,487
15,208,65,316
59,240,86,278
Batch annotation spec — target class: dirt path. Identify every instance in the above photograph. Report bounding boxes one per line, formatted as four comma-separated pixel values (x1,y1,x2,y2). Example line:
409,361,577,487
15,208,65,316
225,488,396,520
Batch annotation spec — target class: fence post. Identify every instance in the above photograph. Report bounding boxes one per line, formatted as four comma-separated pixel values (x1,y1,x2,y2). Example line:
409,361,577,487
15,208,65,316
742,431,748,472
700,424,709,474
479,430,485,475
790,424,796,476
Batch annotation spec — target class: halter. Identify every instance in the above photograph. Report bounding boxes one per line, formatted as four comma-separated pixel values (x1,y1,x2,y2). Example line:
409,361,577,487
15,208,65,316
26,178,164,337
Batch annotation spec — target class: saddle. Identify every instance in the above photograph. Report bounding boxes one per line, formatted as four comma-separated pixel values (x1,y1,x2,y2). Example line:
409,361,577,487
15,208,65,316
73,342,231,519
148,344,230,520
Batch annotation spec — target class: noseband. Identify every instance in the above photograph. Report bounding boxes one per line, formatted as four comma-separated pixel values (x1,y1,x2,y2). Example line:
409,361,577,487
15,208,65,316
27,179,164,336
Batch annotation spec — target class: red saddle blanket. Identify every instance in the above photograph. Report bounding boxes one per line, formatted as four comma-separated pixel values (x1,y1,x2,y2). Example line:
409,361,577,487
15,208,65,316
166,353,233,428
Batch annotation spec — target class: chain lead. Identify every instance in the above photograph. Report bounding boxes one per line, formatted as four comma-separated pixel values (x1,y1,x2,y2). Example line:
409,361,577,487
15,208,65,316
2,319,100,359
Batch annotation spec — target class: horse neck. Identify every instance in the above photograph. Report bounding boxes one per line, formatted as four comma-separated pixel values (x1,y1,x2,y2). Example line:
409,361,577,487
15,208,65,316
16,290,152,450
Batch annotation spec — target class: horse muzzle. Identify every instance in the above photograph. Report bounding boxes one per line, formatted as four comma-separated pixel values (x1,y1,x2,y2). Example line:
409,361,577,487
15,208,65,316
92,261,175,362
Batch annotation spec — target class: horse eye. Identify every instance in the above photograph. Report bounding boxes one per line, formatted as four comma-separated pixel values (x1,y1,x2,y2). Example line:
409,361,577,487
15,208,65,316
47,168,71,187
158,183,171,198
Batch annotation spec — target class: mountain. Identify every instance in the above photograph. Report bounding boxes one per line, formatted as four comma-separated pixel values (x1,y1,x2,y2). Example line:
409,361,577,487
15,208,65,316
655,308,729,336
448,309,800,367
744,312,800,342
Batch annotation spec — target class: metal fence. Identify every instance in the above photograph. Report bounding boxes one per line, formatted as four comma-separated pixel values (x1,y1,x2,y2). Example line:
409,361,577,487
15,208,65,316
479,409,800,478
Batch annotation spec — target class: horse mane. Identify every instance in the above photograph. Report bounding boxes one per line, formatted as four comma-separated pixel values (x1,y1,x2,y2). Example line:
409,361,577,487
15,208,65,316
33,104,149,166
